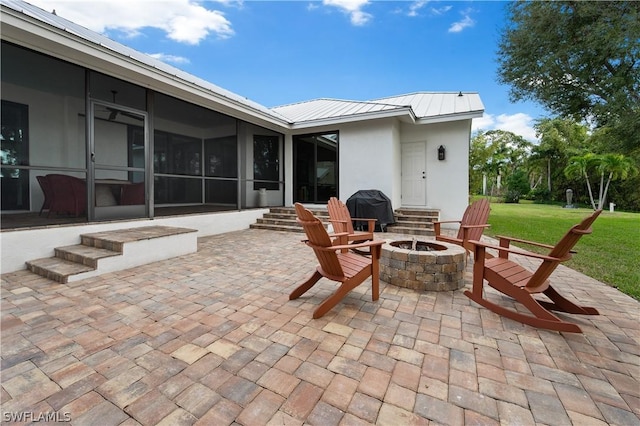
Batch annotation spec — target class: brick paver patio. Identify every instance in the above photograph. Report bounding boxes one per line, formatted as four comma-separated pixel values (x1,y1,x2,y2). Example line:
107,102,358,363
1,229,638,425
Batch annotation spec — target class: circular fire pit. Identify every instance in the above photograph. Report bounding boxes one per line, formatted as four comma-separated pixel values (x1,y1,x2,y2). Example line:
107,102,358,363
380,239,466,291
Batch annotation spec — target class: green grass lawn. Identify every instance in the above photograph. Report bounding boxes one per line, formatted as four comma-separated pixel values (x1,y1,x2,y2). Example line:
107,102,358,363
476,199,640,300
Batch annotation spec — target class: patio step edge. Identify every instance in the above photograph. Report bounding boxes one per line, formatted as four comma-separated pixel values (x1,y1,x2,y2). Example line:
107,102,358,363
54,245,121,269
26,257,94,284
25,226,198,283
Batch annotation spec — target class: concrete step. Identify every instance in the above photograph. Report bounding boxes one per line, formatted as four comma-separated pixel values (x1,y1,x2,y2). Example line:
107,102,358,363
255,218,299,227
251,206,440,236
54,244,121,268
385,225,435,236
250,223,305,233
389,220,434,230
394,214,438,223
25,226,197,283
26,257,95,283
395,209,439,219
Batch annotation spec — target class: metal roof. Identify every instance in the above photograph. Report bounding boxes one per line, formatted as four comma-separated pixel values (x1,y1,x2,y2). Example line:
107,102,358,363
272,92,484,127
1,0,484,130
271,99,414,125
373,92,484,121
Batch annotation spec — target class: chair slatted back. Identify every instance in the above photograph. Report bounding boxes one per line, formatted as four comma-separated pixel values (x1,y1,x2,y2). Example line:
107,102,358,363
457,198,491,241
295,203,345,279
527,210,602,289
48,174,86,216
36,175,52,211
327,197,355,234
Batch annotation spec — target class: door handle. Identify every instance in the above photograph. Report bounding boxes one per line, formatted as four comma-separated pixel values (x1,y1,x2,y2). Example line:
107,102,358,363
91,152,95,162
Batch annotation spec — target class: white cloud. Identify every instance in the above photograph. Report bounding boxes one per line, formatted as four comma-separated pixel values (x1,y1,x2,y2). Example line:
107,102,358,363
147,53,190,65
28,0,234,44
431,5,452,15
323,0,372,26
405,1,451,18
407,0,428,17
473,112,538,142
448,12,474,33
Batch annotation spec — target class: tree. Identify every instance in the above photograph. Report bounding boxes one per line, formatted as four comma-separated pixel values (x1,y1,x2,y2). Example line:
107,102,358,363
469,130,532,196
565,153,638,210
504,169,530,203
564,153,600,209
497,2,640,150
529,118,589,201
596,153,638,209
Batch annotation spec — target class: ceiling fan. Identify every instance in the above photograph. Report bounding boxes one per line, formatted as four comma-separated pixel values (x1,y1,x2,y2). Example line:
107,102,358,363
103,90,143,122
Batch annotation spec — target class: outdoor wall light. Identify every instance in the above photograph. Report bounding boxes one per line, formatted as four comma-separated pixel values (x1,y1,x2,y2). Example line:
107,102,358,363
438,145,446,161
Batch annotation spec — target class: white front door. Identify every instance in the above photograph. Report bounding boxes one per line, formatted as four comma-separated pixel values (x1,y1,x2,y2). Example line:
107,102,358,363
401,141,427,206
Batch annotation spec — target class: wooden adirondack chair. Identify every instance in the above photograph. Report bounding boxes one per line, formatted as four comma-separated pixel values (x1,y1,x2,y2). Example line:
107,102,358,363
327,197,375,254
465,209,602,333
434,198,491,255
291,203,384,318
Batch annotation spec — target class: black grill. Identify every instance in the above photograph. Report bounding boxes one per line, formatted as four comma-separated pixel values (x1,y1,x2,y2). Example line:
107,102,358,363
346,190,395,232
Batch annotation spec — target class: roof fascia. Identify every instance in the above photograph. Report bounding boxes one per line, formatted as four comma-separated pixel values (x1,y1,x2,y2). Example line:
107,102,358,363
288,107,417,130
415,111,484,125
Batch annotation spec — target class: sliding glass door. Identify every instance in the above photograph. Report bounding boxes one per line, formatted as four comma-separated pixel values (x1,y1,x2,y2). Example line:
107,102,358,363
293,132,337,203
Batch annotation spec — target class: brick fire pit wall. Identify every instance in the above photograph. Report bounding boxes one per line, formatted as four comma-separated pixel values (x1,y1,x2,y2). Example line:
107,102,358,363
380,239,467,291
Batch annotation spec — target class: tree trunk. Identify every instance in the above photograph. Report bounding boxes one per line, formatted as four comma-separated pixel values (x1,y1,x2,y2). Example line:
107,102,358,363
597,172,605,209
584,171,597,210
601,172,614,210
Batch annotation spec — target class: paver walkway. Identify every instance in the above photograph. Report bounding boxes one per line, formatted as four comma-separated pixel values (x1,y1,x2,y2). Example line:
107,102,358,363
1,229,638,425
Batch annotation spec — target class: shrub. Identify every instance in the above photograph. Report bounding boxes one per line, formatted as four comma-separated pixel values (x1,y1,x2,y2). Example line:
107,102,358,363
504,170,530,204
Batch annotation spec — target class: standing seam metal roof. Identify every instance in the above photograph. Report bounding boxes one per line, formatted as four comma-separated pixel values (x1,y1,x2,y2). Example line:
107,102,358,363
271,92,484,124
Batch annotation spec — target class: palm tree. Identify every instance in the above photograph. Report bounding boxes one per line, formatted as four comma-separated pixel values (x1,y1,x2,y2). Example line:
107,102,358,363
564,153,599,210
596,154,638,209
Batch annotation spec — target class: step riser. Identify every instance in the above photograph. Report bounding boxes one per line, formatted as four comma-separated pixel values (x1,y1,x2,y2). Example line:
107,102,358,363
26,263,69,284
55,249,100,269
252,207,439,236
394,216,438,223
256,218,299,226
80,236,124,252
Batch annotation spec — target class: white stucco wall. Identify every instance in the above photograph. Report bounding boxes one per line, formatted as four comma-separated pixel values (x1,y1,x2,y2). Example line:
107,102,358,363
337,119,397,203
284,117,472,223
400,120,470,222
0,209,268,273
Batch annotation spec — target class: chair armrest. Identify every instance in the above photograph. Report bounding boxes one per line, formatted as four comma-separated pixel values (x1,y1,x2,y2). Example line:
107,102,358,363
433,220,462,225
306,239,384,252
496,235,555,250
461,224,491,229
470,240,569,262
307,232,350,244
459,224,491,242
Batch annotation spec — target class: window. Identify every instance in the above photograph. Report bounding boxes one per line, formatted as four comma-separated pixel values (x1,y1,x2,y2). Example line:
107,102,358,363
253,135,279,190
1,100,30,210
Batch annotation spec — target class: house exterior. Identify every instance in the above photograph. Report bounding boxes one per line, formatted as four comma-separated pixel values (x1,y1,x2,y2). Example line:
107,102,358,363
0,0,484,273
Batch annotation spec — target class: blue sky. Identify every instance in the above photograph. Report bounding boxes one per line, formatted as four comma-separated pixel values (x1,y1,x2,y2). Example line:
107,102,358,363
29,0,547,140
